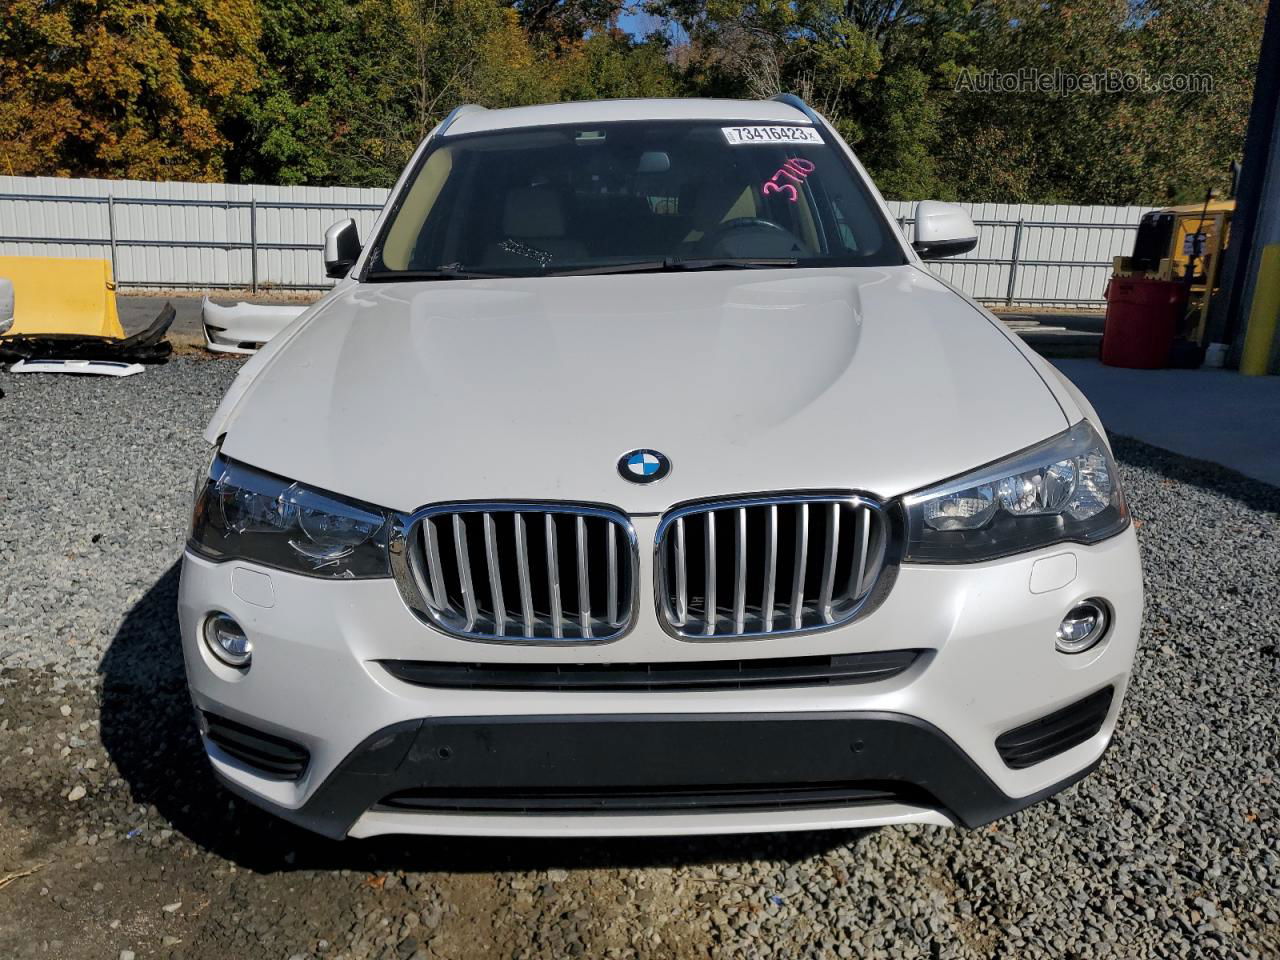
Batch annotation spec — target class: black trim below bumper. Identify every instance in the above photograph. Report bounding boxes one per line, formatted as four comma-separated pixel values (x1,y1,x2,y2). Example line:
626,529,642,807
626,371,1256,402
378,650,922,692
209,712,1109,840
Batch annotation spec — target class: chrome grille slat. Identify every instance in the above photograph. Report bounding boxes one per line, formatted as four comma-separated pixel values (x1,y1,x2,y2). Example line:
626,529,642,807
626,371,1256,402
452,515,478,631
394,503,636,644
761,505,777,629
483,513,506,637
405,529,436,611
790,503,808,630
514,513,536,635
853,506,869,598
704,512,718,637
673,517,689,627
606,525,619,627
546,514,563,639
657,494,892,641
733,507,747,634
576,516,592,638
818,503,840,624
424,518,450,615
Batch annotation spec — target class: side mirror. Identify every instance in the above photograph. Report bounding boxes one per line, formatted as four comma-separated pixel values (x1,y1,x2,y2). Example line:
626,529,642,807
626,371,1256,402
324,219,362,279
912,201,978,260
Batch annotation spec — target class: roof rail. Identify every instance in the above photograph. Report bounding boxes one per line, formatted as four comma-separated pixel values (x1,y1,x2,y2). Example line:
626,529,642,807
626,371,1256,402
769,93,823,126
436,103,486,137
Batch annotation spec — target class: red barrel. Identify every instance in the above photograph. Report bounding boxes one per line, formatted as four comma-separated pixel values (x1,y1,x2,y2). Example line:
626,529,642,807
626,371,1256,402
1101,277,1186,369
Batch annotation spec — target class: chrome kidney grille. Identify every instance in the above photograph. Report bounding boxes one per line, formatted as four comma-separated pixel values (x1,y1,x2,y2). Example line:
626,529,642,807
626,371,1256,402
655,495,892,640
392,504,638,644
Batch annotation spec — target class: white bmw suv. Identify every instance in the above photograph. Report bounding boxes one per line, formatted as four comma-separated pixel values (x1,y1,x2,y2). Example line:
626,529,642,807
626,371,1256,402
181,96,1142,840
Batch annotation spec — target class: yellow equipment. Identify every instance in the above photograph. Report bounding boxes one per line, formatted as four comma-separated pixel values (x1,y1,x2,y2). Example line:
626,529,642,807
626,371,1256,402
0,255,126,339
1112,198,1234,345
1240,244,1280,376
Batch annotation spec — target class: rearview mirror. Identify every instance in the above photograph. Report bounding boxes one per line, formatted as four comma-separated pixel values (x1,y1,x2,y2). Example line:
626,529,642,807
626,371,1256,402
324,219,362,279
912,201,978,260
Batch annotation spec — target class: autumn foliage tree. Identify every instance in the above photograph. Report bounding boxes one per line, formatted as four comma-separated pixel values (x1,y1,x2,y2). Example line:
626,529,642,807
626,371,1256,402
0,0,1267,205
0,0,261,180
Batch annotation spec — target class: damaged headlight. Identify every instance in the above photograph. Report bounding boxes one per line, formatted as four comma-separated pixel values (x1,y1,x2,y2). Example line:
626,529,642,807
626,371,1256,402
902,421,1129,563
190,454,392,578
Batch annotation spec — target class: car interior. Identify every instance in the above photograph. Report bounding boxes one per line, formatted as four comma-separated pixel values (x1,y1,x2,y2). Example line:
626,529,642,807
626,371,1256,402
373,122,900,274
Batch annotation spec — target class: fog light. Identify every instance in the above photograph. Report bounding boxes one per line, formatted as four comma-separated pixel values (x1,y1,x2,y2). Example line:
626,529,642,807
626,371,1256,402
1056,599,1109,654
204,613,252,667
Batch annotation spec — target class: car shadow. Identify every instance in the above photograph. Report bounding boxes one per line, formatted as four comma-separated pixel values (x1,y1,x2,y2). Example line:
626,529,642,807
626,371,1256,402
98,561,866,874
1111,435,1280,513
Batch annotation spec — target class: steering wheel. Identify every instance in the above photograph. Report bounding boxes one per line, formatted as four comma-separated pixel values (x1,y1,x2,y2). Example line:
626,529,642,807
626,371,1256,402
696,217,807,258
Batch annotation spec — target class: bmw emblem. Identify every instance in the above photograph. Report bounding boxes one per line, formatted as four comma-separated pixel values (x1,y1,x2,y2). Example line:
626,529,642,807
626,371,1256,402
619,449,671,484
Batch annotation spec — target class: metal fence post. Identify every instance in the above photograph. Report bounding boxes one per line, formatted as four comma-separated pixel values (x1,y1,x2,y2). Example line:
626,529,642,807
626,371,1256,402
249,197,259,293
1005,218,1025,306
106,194,118,282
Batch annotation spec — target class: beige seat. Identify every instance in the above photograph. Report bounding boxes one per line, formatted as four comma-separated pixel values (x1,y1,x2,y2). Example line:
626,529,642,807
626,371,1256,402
482,188,588,268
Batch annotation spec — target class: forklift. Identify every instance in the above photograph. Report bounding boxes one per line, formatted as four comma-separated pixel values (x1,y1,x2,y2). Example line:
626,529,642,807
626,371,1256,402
1106,180,1235,367
1113,196,1234,343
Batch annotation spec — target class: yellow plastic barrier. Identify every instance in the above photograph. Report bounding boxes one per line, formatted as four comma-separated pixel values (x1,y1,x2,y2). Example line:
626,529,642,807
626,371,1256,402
0,255,125,339
1240,244,1280,376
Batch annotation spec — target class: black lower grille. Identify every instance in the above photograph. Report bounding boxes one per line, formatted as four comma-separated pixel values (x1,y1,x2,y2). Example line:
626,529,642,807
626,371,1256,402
995,686,1115,769
377,781,931,814
378,650,921,692
202,712,310,781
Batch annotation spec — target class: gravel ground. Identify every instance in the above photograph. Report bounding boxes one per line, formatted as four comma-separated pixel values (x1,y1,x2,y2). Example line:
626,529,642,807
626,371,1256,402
0,357,1277,959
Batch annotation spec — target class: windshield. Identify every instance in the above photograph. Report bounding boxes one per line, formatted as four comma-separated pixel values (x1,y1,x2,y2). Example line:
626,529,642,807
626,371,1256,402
364,120,907,279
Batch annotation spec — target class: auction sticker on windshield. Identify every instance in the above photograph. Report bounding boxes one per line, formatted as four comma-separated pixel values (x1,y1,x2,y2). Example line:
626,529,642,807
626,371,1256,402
722,125,823,145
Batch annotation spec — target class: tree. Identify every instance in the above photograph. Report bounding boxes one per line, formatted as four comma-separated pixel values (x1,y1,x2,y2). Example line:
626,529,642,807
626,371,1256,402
1133,0,1264,203
511,0,623,48
648,0,969,198
223,0,360,185
1,0,1263,200
556,29,682,101
321,0,560,185
940,0,1266,204
0,0,261,180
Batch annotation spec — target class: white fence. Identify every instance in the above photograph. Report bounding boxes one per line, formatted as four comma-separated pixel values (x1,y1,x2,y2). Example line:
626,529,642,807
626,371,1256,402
0,176,386,292
884,201,1154,306
0,175,1153,305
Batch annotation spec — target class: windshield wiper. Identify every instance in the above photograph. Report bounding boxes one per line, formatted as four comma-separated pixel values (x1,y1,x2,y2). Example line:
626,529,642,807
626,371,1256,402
364,264,512,282
366,258,800,281
546,257,798,277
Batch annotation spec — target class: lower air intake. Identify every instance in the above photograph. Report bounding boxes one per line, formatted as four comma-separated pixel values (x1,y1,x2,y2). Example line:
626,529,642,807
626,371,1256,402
995,686,1115,769
202,712,310,781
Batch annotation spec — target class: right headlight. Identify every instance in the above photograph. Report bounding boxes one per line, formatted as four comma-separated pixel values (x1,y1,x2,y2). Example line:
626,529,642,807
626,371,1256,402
190,453,392,578
902,421,1129,563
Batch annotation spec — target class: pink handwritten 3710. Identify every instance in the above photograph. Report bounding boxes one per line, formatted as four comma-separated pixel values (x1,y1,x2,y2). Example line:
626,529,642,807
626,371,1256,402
761,157,816,203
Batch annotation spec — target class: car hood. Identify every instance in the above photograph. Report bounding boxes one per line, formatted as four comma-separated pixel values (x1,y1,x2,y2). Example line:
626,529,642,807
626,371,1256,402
214,266,1068,513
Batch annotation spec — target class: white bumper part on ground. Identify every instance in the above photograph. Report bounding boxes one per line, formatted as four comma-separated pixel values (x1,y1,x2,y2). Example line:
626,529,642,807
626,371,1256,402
201,296,305,354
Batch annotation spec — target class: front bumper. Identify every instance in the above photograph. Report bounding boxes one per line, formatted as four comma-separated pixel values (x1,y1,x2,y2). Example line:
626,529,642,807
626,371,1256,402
178,525,1142,838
